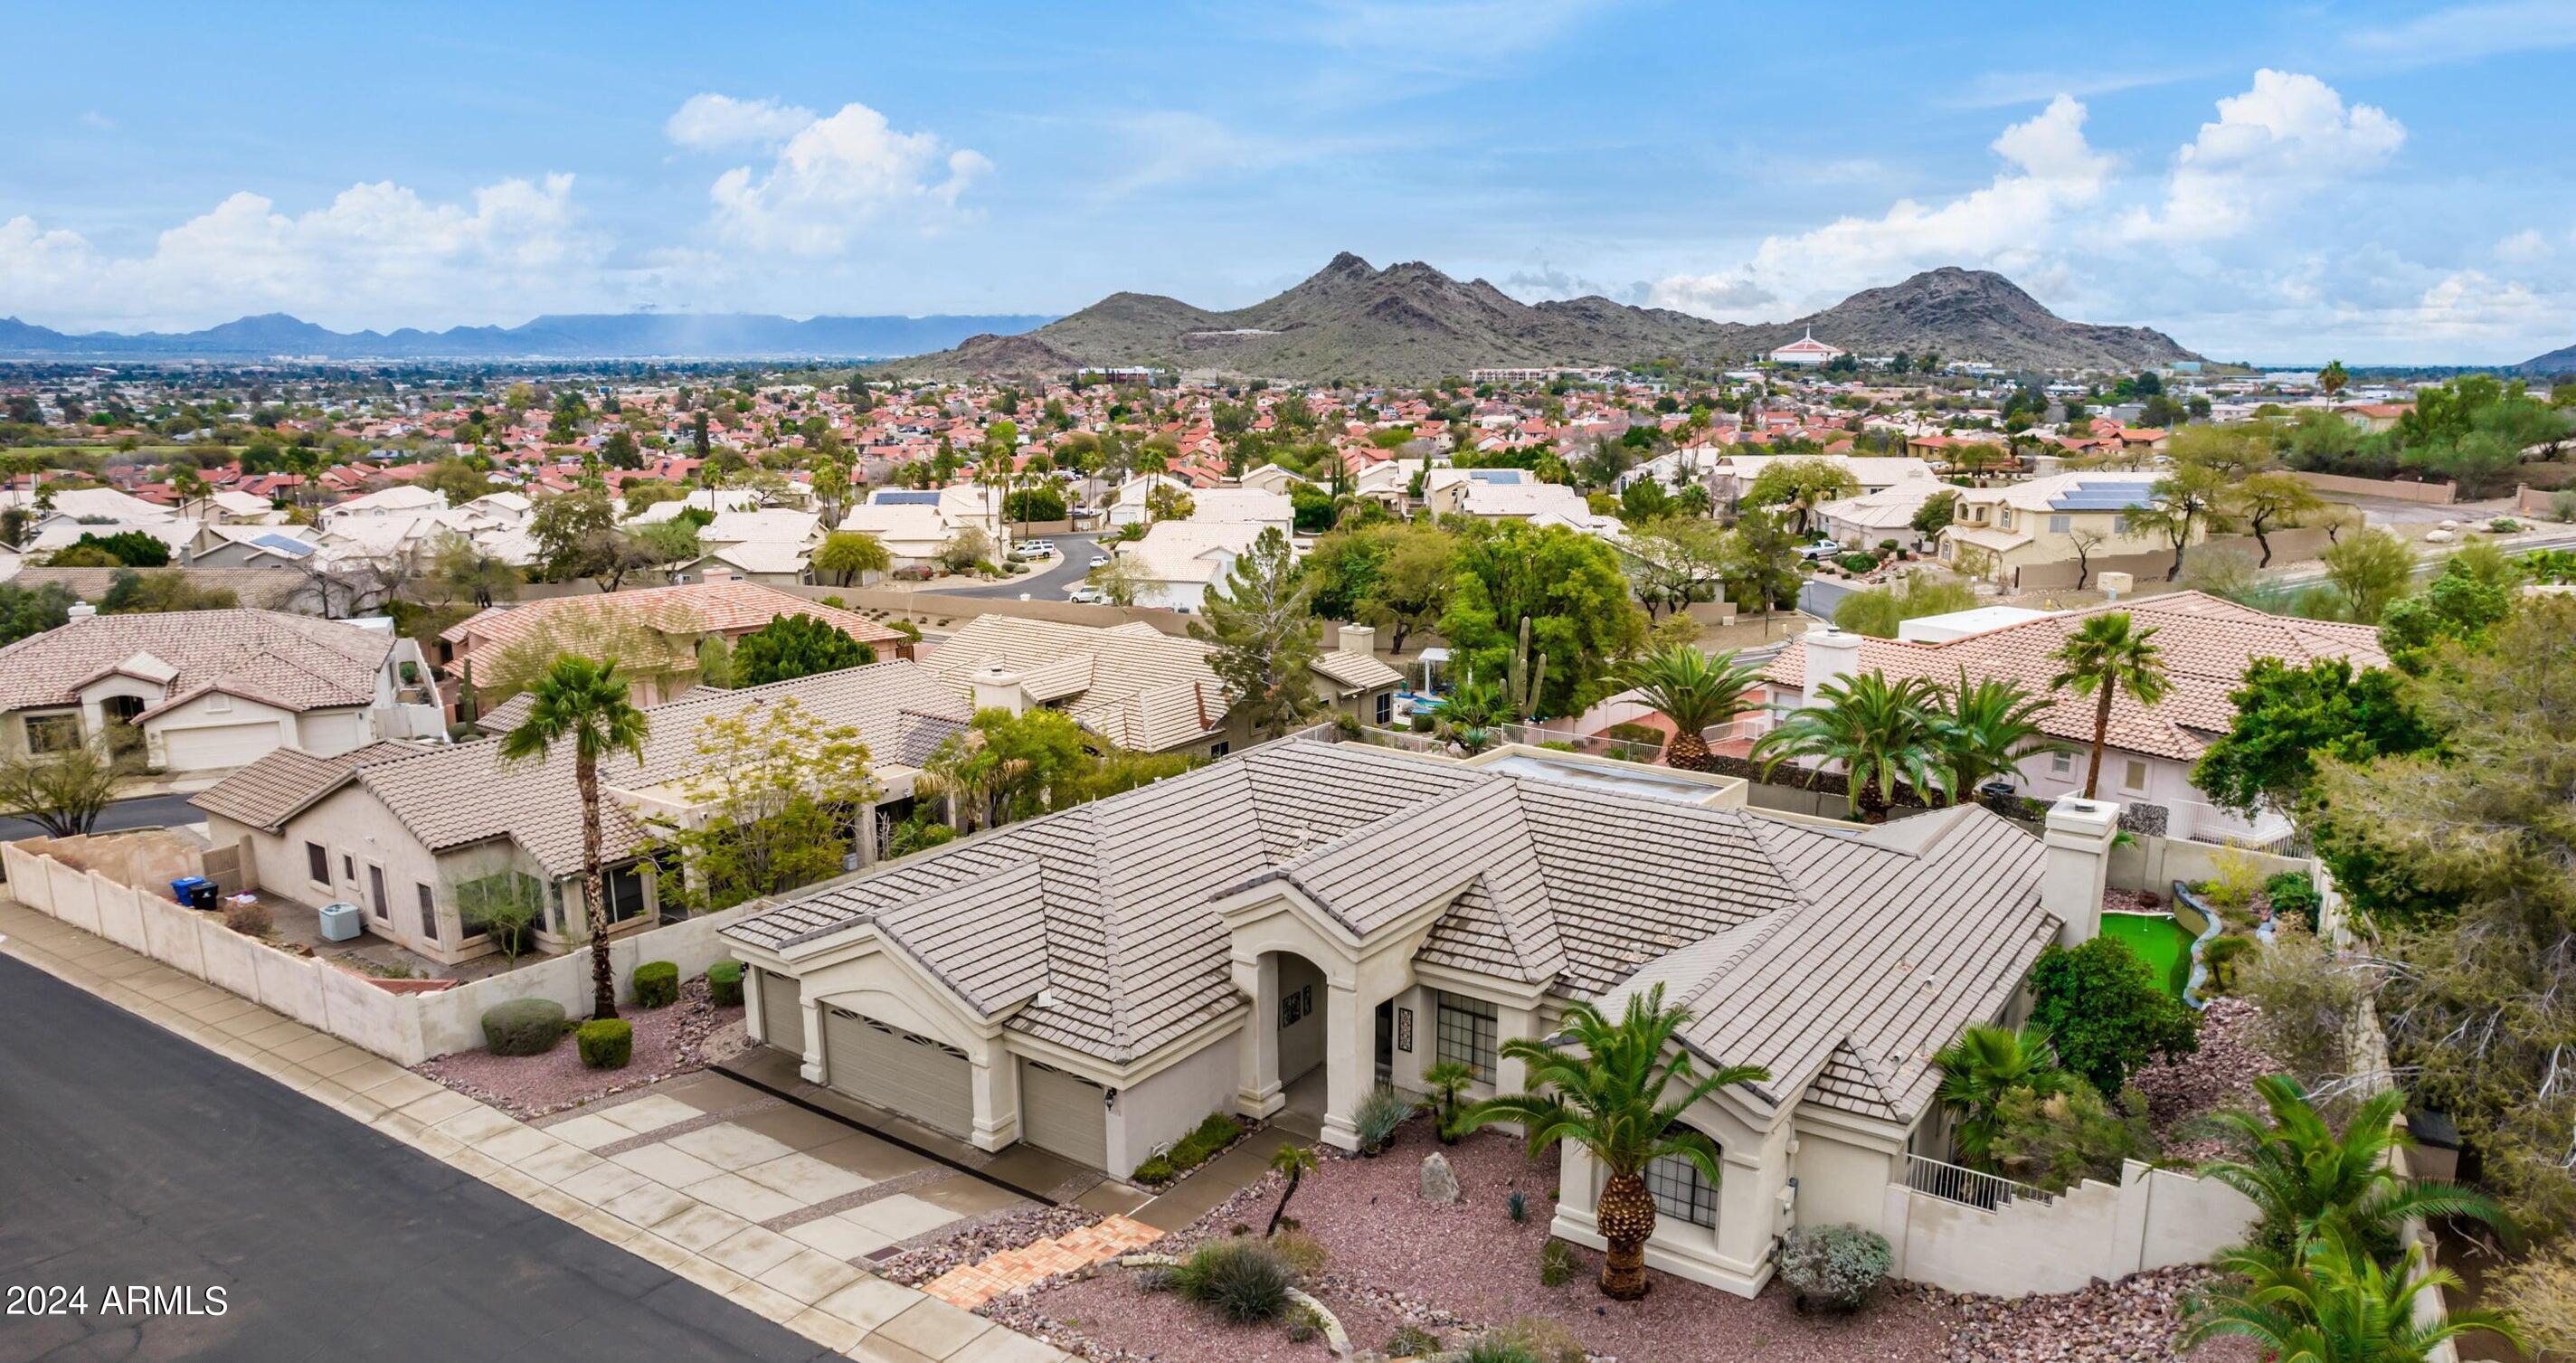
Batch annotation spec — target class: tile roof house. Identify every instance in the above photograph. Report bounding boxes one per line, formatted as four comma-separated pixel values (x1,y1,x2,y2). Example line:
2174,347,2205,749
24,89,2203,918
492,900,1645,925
1757,592,2388,843
192,660,970,967
436,581,909,711
0,608,437,773
721,734,2123,1297
1113,522,1270,612
1934,470,2179,586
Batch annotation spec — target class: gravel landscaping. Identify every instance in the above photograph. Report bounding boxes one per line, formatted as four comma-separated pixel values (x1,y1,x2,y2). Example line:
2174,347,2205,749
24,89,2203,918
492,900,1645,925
2130,996,2278,1161
1940,1264,2259,1362
879,1205,1099,1287
413,977,747,1119
1004,1119,1964,1363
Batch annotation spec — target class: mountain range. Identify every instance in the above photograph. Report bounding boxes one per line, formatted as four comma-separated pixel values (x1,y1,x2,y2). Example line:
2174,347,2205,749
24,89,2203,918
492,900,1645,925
0,311,1056,362
886,255,2201,381
2519,341,2576,374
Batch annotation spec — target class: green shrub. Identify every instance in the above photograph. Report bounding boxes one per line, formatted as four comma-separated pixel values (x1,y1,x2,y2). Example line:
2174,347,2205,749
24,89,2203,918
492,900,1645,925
1353,1084,1413,1153
1385,1325,1440,1358
1463,1335,1541,1363
1169,1240,1294,1324
575,1018,633,1069
1285,1302,1323,1344
1988,1083,2156,1193
631,961,678,1008
1776,1224,1893,1312
2026,936,2201,1093
1838,552,1880,574
1483,1316,1584,1363
1538,1238,1576,1287
1604,720,1662,746
1131,1153,1177,1184
1506,1191,1528,1223
2263,869,2323,926
706,960,745,1007
1131,1111,1245,1184
480,999,567,1056
2201,933,2258,994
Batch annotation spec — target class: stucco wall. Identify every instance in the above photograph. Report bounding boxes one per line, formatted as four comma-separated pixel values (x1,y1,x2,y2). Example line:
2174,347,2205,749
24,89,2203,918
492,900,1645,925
1793,1124,1899,1231
1108,1026,1244,1178
1880,1159,2258,1297
1276,953,1326,1084
411,902,757,1058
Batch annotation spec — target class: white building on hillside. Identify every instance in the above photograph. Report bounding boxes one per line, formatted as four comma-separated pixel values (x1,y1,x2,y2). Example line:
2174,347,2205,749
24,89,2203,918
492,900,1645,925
1768,329,1847,366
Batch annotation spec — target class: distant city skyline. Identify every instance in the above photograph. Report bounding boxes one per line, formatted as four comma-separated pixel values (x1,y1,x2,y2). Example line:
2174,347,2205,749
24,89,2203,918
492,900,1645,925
1,1,2570,363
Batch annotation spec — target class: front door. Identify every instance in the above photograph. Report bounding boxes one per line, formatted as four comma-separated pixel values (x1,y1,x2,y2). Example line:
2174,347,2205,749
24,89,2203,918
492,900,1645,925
1375,999,1394,1084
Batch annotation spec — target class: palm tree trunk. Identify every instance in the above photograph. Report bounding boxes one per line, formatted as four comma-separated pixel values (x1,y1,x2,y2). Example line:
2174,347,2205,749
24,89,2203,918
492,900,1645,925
2083,684,2112,800
1595,1172,1658,1301
1265,1169,1302,1236
577,755,616,1019
1667,730,1713,771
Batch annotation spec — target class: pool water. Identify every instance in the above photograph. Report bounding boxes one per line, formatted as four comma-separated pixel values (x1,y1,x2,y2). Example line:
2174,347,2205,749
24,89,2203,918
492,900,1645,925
2100,912,2195,998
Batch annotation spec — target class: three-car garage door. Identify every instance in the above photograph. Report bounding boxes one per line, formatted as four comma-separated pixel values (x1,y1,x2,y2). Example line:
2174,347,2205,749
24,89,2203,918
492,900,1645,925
162,724,279,771
821,1007,974,1138
1018,1060,1109,1169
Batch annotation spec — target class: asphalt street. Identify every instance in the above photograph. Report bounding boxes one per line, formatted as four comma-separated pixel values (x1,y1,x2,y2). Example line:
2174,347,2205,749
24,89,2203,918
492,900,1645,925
933,532,1101,600
0,791,204,843
0,954,833,1363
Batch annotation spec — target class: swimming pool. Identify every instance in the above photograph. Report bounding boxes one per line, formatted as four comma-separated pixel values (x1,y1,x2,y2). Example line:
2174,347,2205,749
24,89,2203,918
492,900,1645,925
2100,911,2195,998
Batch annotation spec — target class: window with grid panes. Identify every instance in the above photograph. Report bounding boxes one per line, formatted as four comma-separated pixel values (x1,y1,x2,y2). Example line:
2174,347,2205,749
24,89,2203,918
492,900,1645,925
1643,1147,1720,1227
1435,992,1497,1082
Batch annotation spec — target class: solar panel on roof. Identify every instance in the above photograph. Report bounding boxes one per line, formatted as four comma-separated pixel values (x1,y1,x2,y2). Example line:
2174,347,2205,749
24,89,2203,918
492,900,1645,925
251,535,316,556
872,490,941,505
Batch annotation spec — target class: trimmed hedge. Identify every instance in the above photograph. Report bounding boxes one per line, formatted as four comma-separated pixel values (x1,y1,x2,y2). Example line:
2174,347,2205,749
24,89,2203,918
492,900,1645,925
706,960,745,1008
576,1018,633,1069
481,999,566,1056
632,961,678,1008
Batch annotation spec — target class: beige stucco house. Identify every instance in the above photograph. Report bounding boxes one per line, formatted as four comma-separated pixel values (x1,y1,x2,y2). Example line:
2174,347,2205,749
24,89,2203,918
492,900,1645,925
190,660,969,966
0,607,438,773
718,734,2120,1296
1934,471,2177,585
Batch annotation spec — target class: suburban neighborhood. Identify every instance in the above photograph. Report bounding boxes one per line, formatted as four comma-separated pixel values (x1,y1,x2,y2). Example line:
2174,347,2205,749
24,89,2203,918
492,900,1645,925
5,7,2575,1362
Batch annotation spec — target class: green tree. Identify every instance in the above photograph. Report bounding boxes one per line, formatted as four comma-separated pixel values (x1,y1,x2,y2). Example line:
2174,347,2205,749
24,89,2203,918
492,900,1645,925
2025,937,2199,1096
1741,458,1860,534
2230,469,2325,567
1461,985,1767,1301
100,569,238,614
1751,670,1949,819
1726,508,1804,628
528,487,620,582
2191,658,2439,816
497,657,650,1020
2378,562,2514,672
1441,521,1646,715
420,457,494,506
1190,526,1322,739
0,580,78,646
811,530,892,587
55,530,171,568
0,743,137,837
2318,528,2416,623
1932,1023,2061,1171
2125,461,2239,581
1833,572,1977,639
1429,678,1511,755
1931,673,2069,802
1353,520,1456,654
643,698,881,914
1619,515,1734,620
1910,488,1960,537
1612,645,1766,771
2048,611,2169,799
731,613,876,687
919,706,1091,830
2199,1075,2509,1256
1264,1144,1320,1236
2317,359,2348,397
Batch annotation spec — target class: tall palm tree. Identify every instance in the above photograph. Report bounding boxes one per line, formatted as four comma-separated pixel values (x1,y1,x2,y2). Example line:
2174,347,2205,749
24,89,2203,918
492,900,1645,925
2182,1230,2522,1363
2199,1075,2510,1255
2047,611,2169,799
1750,670,1947,821
1459,984,1769,1301
1614,645,1768,771
499,656,650,1020
1932,1024,2059,1171
1930,671,2073,805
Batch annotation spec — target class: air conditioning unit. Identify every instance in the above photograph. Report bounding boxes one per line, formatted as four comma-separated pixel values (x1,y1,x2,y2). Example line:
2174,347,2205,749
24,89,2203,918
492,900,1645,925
317,901,365,943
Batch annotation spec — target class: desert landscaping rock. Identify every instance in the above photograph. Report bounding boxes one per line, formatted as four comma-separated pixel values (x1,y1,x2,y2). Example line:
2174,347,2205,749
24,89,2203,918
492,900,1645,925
412,977,747,1120
1416,1151,1459,1204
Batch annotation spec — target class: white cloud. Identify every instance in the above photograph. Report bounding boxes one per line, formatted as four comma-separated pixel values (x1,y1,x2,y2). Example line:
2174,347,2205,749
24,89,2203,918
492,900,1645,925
2344,0,2576,68
2120,71,2403,241
0,175,607,332
2496,228,2552,263
1649,94,2110,319
667,93,816,150
703,100,990,256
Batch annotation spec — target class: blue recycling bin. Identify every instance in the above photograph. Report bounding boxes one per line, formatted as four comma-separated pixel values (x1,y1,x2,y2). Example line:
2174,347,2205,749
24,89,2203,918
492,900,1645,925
169,876,216,911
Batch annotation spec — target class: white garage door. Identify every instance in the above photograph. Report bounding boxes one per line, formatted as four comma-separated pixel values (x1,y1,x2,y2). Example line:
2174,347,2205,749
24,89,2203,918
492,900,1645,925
300,711,364,755
162,723,279,771
821,1007,973,1138
1019,1060,1108,1169
759,970,804,1058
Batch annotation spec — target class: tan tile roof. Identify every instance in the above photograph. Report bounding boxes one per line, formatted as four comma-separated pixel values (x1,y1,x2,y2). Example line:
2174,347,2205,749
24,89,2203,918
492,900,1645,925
1762,592,2390,762
1310,648,1404,692
923,616,1225,752
6,566,314,611
326,661,967,879
0,609,393,715
439,582,903,675
189,741,431,832
729,737,2060,1123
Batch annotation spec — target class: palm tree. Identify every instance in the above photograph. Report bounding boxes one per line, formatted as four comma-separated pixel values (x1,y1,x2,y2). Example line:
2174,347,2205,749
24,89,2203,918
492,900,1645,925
1264,1144,1320,1236
499,656,650,1020
2182,1230,2522,1363
1419,1061,1477,1144
1614,645,1767,771
1930,671,2072,805
1459,984,1769,1301
1750,670,1947,821
1431,678,1511,756
1932,1024,2058,1171
2199,1075,2511,1256
2047,612,2169,800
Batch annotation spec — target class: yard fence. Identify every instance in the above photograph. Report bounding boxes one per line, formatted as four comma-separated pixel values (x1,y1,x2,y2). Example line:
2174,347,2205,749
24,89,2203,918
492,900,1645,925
4,834,758,1066
1881,1156,2259,1298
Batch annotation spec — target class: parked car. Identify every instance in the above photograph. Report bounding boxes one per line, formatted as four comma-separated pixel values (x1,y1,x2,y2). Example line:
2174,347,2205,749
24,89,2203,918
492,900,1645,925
1089,553,1112,568
1066,585,1105,604
1797,539,1842,561
1010,539,1056,561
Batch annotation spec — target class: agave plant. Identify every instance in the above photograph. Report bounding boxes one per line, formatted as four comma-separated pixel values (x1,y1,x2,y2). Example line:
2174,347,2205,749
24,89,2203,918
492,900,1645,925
1459,984,1768,1301
1614,645,1768,771
1750,670,1948,820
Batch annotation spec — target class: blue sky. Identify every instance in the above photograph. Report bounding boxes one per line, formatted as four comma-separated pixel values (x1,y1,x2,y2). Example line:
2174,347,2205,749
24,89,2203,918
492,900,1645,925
2,1,2571,362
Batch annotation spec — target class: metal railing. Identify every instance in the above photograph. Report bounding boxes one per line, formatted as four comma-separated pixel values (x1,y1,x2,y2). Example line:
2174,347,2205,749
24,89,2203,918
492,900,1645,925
1902,1153,2055,1211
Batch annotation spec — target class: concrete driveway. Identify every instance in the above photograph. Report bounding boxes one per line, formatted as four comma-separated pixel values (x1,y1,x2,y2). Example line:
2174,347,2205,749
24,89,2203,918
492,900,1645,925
0,953,835,1363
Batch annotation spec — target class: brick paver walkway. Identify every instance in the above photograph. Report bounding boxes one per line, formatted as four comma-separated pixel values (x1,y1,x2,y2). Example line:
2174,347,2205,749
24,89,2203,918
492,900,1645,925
921,1214,1163,1309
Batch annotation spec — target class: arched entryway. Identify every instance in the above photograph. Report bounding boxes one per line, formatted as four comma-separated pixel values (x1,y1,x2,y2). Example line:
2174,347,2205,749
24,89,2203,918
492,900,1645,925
1270,950,1330,1139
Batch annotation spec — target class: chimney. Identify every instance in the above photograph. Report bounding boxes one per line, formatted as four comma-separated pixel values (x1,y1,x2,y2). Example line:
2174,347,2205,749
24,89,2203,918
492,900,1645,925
2098,571,2133,602
1338,623,1377,658
970,663,1028,716
2040,795,2121,946
1804,626,1861,696
67,602,98,620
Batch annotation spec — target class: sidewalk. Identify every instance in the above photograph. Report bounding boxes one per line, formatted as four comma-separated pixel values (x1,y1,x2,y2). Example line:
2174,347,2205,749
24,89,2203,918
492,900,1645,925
0,897,1072,1363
